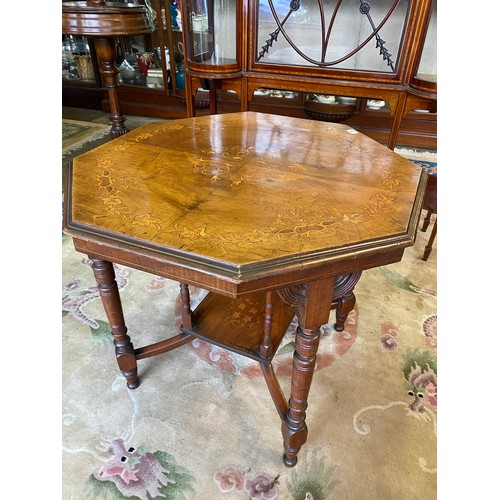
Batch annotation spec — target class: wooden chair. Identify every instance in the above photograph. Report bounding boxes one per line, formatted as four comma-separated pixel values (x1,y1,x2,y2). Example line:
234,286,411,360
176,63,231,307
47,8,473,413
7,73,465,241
421,173,437,261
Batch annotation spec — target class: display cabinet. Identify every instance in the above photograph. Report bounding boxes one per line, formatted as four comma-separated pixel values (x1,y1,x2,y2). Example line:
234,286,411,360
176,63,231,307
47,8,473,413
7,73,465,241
63,1,436,148
62,0,156,136
62,0,206,119
181,0,437,149
108,0,185,111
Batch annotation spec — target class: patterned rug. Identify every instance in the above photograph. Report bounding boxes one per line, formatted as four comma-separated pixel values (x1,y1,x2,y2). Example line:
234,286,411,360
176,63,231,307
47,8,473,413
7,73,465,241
63,119,110,150
62,119,111,194
62,133,437,499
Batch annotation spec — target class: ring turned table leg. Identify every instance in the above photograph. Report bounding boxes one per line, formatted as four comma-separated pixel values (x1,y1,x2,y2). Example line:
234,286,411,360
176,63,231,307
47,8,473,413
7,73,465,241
91,258,139,389
281,277,335,466
332,271,362,332
333,291,356,331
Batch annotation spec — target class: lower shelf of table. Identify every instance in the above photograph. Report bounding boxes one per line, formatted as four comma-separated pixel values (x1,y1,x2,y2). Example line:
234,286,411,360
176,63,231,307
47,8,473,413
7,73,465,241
180,291,296,364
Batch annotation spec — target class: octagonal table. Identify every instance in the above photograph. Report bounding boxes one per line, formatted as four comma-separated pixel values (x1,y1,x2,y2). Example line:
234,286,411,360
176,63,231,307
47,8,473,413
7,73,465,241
63,111,427,466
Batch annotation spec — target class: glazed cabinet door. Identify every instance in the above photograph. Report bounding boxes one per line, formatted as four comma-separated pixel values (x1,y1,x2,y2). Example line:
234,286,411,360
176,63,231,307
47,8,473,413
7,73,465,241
181,0,242,74
410,0,437,93
249,0,424,83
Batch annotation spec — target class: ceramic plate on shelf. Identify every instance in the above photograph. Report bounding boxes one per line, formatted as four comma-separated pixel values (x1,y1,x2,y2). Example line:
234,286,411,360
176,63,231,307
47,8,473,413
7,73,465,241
316,94,337,104
367,99,385,109
337,96,357,105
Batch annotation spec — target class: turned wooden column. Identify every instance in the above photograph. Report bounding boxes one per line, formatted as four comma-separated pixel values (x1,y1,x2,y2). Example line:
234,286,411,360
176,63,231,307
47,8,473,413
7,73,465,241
91,258,140,389
282,277,335,467
92,37,128,137
62,1,152,138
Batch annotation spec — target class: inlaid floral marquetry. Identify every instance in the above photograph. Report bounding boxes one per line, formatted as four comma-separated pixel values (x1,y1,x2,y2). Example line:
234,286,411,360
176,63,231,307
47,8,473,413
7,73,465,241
67,112,425,274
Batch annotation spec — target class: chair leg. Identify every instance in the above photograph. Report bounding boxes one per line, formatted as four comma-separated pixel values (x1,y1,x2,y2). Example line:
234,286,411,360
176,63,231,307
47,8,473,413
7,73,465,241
422,208,434,232
422,220,437,261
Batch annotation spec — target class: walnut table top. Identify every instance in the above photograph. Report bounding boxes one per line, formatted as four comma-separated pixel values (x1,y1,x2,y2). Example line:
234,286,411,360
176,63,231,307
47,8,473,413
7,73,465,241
64,111,426,295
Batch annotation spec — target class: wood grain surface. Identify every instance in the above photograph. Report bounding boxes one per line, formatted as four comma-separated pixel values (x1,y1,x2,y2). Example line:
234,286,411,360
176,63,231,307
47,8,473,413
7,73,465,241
65,112,426,277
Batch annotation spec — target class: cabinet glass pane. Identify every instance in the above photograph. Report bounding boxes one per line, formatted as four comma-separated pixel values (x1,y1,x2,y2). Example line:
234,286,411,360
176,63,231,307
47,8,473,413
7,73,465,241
62,35,96,82
116,35,166,88
416,0,436,82
256,0,410,72
184,0,238,65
